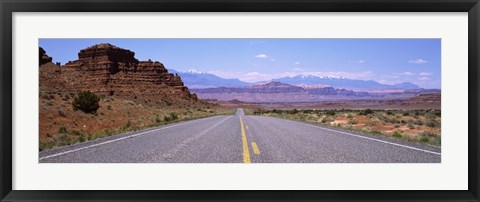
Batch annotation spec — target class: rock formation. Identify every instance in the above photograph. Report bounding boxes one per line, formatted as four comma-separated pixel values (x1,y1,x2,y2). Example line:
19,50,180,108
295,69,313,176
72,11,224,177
39,43,197,104
39,47,52,65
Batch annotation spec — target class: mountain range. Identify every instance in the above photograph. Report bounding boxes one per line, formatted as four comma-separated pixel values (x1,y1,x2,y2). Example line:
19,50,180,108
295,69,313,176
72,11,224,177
190,81,439,103
170,69,421,90
168,69,249,88
191,81,379,102
272,75,419,90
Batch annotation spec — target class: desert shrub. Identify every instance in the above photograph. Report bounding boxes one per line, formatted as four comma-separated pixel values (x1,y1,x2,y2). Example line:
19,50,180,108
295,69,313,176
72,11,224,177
58,126,67,134
122,121,131,131
415,119,424,126
41,94,51,100
156,115,162,123
72,91,100,114
408,123,415,129
426,111,437,119
419,132,437,137
393,131,403,138
346,113,354,118
70,130,82,136
386,111,394,115
325,110,335,116
169,112,178,120
426,120,438,128
106,105,112,110
420,137,430,143
71,130,86,142
360,109,374,115
348,119,358,124
430,136,441,145
371,130,382,135
78,134,86,142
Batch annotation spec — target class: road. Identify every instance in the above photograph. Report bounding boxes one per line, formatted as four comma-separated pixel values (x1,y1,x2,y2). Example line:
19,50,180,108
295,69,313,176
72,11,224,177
39,108,441,163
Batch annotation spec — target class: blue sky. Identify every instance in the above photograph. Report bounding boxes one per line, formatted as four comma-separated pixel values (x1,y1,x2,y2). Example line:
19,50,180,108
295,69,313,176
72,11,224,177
40,39,441,88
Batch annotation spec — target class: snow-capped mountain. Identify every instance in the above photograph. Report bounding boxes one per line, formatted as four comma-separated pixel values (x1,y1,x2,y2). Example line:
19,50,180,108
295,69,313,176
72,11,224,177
271,75,419,90
168,69,251,89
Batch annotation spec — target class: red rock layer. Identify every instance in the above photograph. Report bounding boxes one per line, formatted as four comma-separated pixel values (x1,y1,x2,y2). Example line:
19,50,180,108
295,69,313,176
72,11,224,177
40,44,197,103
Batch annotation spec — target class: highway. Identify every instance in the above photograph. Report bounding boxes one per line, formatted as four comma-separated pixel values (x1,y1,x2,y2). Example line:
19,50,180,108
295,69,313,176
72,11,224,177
39,108,441,163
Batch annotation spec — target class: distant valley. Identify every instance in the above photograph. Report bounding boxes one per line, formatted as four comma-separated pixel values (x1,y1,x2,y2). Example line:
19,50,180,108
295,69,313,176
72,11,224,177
170,69,439,104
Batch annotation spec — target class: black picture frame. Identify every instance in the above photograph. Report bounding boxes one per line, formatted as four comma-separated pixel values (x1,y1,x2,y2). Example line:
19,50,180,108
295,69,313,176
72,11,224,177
1,0,479,201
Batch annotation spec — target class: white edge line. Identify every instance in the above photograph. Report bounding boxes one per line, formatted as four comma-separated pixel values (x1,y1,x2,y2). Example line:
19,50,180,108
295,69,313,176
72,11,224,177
278,118,441,156
39,116,224,161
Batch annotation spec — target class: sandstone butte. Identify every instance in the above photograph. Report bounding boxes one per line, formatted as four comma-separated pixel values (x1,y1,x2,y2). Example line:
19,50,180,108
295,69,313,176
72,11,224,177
39,43,198,105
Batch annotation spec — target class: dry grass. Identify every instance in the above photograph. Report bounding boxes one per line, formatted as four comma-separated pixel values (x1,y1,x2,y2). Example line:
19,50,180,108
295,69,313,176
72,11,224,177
39,91,235,151
249,108,441,146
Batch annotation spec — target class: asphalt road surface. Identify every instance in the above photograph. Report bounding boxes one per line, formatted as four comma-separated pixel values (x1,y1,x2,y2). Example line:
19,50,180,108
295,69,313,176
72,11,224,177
39,108,441,163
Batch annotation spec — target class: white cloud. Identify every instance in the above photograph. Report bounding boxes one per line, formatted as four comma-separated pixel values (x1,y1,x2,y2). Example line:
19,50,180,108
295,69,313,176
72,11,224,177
409,59,428,64
348,60,366,64
418,77,431,81
293,61,301,65
419,72,432,76
399,72,415,76
293,68,304,72
255,54,268,59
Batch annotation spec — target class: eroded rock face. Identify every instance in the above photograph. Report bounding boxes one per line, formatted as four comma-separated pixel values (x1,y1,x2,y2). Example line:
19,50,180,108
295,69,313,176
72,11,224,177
39,47,52,65
40,43,197,103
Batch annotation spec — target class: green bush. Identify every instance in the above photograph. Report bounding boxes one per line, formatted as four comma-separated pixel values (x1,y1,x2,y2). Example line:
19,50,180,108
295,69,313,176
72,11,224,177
420,137,430,143
426,119,438,128
292,109,299,114
325,110,335,116
164,116,171,122
393,131,403,138
122,121,131,130
170,112,178,120
371,130,382,135
58,126,67,134
359,109,373,116
348,119,358,124
72,91,100,114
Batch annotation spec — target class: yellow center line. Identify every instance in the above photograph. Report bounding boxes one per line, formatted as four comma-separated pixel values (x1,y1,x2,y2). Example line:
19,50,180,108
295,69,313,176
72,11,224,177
240,117,251,163
251,142,260,155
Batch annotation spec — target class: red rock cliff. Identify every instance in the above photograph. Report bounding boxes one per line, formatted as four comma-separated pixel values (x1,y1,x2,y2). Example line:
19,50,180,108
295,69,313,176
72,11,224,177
40,43,196,103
